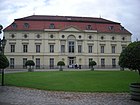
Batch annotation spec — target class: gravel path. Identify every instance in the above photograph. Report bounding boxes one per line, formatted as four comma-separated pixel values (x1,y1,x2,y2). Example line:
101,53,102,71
0,86,140,105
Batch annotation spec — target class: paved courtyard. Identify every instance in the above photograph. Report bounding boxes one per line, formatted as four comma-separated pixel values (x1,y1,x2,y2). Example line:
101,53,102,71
0,86,140,105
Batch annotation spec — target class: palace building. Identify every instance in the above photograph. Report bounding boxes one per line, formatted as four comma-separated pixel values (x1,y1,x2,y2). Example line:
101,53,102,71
4,15,131,69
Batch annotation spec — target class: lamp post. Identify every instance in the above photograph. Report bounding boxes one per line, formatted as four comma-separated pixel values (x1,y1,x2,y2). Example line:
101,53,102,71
0,24,7,86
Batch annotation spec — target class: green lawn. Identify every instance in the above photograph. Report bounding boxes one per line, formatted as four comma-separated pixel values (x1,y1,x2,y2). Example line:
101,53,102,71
1,70,140,92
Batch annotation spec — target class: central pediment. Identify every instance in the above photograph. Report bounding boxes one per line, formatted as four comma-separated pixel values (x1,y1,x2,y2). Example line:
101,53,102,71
60,26,83,32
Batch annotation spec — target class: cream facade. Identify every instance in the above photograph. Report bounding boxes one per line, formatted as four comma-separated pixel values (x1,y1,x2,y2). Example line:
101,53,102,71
4,15,131,69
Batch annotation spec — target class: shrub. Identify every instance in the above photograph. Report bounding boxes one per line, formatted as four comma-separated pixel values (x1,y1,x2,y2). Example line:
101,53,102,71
25,60,35,72
89,61,97,70
57,61,65,71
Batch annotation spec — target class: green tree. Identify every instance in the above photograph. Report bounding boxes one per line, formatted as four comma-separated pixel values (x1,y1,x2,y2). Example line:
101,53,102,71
89,61,97,70
57,61,65,71
0,53,9,86
119,41,140,75
25,60,35,72
0,53,9,69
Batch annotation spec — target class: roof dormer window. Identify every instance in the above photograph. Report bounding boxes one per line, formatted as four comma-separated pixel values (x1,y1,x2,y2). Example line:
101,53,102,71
12,23,17,29
86,25,92,30
120,26,125,31
24,23,29,28
49,23,55,29
109,26,114,30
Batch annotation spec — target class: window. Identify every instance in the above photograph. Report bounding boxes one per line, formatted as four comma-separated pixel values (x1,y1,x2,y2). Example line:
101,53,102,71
36,34,40,38
50,34,53,38
111,46,115,53
120,26,125,31
122,37,125,41
50,45,54,53
122,46,126,51
36,58,40,69
11,34,15,38
101,36,104,40
88,45,92,53
79,35,81,39
24,34,28,38
100,46,104,53
101,58,105,67
36,45,40,53
11,45,15,52
78,45,82,53
61,45,65,53
50,58,54,69
62,35,65,38
89,35,92,39
112,58,116,67
112,36,115,40
24,23,29,28
49,23,55,29
86,25,92,30
12,23,17,29
109,26,114,30
69,41,74,53
23,45,28,53
10,58,14,69
23,58,27,69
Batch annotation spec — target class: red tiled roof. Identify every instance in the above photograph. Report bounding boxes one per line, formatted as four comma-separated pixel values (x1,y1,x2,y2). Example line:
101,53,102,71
4,15,131,34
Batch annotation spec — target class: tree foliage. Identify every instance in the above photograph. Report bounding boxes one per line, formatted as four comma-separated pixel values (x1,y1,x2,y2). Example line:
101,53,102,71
119,41,140,75
57,61,65,71
89,61,97,70
25,60,35,67
0,54,9,69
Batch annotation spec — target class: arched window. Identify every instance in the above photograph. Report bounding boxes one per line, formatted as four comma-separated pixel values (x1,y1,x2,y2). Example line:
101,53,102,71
12,23,17,29
67,35,76,53
86,25,92,30
24,23,29,28
49,23,55,29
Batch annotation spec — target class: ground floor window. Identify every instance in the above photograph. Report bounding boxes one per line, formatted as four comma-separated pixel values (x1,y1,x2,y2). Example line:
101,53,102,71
112,58,116,68
101,58,105,67
23,58,27,69
50,58,54,69
10,58,14,69
36,58,40,69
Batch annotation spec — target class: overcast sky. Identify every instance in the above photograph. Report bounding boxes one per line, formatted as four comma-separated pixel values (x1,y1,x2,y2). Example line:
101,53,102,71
0,0,140,41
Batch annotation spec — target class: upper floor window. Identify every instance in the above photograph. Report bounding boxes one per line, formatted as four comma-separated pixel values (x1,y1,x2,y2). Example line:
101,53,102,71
88,45,93,53
36,34,40,38
12,23,17,29
62,35,65,38
111,45,115,53
49,23,55,29
61,45,65,53
112,36,115,40
50,45,54,53
36,45,40,53
24,23,29,28
23,45,28,53
101,36,104,40
86,25,92,30
69,41,75,53
100,46,104,53
122,37,125,41
24,34,28,38
11,34,15,38
89,35,92,39
78,45,82,53
11,45,15,52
